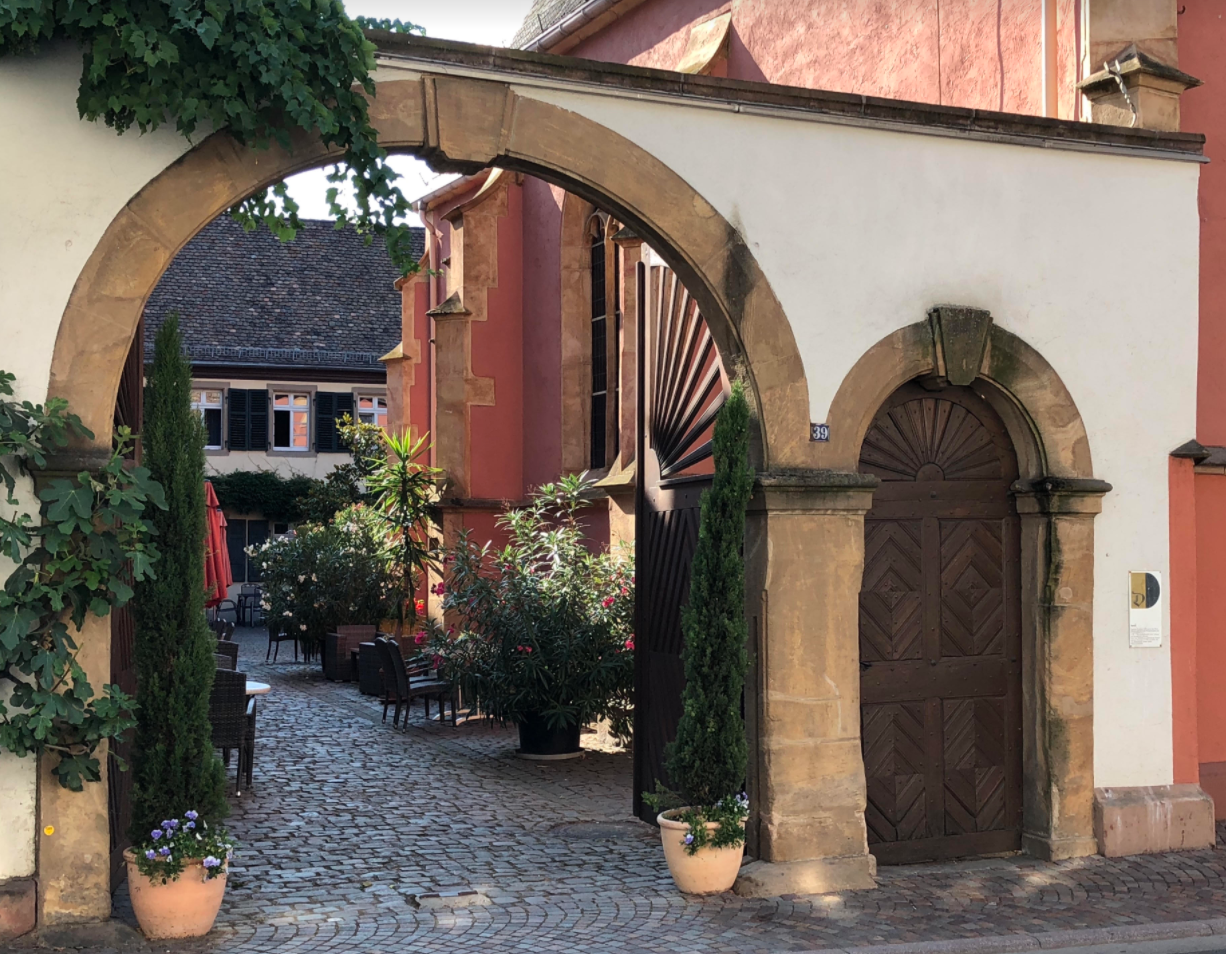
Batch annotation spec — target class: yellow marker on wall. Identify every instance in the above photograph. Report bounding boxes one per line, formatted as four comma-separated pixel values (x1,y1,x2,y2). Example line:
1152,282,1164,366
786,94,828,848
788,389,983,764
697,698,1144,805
44,825,54,836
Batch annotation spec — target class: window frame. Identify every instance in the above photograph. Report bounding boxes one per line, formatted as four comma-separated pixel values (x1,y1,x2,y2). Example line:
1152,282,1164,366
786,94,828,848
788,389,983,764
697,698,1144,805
355,391,390,430
190,381,229,455
267,386,316,456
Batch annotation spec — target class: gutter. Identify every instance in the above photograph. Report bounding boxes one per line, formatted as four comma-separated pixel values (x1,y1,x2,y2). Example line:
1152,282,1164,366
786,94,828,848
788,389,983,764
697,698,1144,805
521,0,647,53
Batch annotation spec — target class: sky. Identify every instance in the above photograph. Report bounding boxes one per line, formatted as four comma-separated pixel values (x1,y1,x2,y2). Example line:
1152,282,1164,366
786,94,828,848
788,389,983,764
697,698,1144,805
282,1,538,225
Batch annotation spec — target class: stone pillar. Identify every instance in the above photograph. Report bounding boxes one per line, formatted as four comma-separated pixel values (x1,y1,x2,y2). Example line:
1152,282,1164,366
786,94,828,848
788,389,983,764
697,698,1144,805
736,472,878,897
1078,45,1200,133
1014,478,1107,861
29,452,116,926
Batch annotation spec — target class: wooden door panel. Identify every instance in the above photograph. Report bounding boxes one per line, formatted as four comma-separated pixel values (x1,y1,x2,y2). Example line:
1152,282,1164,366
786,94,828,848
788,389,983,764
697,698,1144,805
859,383,1021,864
862,702,930,844
860,520,924,662
940,520,1006,657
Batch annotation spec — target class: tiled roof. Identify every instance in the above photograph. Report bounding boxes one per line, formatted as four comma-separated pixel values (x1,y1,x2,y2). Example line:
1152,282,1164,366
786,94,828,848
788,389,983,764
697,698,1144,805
143,216,424,371
511,0,590,48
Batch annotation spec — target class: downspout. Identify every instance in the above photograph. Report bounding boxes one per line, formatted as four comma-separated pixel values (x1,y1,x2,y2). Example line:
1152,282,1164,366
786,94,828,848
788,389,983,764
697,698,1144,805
1042,0,1059,117
521,0,623,52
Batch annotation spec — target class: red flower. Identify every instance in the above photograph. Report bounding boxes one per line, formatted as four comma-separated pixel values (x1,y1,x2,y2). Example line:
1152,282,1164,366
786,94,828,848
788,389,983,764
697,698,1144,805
432,654,444,669
431,582,445,596
414,632,428,645
620,587,629,597
601,595,616,609
415,599,425,613
624,636,635,652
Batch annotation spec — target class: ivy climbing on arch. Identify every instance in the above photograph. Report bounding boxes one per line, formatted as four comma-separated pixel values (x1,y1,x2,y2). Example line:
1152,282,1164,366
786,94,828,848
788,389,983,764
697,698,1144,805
0,2,426,273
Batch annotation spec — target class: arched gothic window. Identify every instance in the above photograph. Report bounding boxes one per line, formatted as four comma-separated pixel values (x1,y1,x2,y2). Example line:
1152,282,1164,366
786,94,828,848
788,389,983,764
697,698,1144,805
589,217,608,469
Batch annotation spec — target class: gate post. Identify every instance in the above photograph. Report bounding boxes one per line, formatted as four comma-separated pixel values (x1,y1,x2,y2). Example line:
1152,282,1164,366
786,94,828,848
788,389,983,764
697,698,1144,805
737,471,879,897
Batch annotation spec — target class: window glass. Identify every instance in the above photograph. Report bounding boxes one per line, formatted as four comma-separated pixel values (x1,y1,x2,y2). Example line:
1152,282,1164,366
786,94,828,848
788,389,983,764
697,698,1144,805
590,222,608,469
191,387,224,450
272,392,310,450
357,394,388,428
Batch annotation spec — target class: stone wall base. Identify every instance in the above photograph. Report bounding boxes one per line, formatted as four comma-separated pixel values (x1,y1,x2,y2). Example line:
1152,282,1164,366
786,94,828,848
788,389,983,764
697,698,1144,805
1093,784,1215,857
733,854,876,897
1021,830,1098,861
1199,763,1226,820
0,878,36,941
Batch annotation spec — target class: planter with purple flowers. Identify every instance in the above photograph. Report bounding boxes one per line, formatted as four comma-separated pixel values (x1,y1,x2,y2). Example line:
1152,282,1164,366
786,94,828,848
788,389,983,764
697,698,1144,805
125,812,235,939
656,795,749,895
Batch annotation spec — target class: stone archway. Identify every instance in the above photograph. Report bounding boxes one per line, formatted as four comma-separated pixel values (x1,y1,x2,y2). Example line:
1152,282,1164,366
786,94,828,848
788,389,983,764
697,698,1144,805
47,75,809,475
833,307,1105,864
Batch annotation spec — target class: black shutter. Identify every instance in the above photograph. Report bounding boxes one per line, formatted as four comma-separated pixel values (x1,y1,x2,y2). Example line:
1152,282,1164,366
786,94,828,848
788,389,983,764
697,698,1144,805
246,520,269,582
315,392,337,453
227,389,249,451
226,518,248,583
248,391,269,451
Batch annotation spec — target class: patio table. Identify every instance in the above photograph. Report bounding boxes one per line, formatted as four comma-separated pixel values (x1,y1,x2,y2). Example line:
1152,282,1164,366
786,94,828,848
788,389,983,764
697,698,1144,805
246,681,271,696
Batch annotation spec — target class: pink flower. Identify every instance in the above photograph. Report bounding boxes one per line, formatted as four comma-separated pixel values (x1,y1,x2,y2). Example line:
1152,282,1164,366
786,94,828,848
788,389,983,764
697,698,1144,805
431,582,445,596
624,636,635,652
601,595,616,609
620,587,629,597
414,632,427,645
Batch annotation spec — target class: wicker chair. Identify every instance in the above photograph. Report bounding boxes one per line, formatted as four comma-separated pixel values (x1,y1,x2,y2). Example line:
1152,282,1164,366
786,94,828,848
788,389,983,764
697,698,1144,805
356,642,383,696
215,639,239,669
266,617,300,662
208,669,249,792
324,625,378,681
375,636,453,728
213,652,236,671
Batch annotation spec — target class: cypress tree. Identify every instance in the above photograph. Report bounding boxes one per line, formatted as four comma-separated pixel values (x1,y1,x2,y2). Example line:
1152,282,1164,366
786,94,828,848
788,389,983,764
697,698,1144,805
667,380,754,807
129,315,226,840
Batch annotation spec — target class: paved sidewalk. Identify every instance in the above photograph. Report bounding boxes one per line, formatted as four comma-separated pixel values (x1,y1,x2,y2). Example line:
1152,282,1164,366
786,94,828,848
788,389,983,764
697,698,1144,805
40,628,1226,953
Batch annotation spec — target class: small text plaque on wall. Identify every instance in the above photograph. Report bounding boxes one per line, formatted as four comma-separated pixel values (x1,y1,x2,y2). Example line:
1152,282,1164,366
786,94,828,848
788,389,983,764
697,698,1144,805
1128,571,1163,648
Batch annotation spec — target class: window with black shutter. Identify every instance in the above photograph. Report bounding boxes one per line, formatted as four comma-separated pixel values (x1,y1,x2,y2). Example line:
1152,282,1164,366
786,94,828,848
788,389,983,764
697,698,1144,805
226,518,248,582
245,520,269,582
226,389,269,452
315,392,355,452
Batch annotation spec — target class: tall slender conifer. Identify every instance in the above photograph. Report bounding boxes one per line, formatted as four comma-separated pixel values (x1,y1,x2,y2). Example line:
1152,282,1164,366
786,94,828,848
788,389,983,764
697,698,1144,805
129,315,225,840
667,380,754,807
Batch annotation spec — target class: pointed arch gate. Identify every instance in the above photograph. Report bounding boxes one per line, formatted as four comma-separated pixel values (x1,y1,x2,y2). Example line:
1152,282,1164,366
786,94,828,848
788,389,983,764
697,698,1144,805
633,263,730,821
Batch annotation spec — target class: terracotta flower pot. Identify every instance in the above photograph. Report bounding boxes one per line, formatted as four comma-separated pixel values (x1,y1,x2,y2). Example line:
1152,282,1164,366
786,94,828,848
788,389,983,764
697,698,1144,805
657,810,744,895
124,849,227,939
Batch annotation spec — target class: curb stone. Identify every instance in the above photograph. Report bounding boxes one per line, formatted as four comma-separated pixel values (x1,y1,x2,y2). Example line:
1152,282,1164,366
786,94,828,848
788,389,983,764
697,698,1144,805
795,918,1226,954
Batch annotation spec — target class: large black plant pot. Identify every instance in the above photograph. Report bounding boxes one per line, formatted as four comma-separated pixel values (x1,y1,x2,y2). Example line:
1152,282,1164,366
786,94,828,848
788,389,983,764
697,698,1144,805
517,713,582,760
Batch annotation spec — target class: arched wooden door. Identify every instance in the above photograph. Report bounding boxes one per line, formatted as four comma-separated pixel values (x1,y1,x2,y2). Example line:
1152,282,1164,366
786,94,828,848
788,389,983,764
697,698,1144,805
858,382,1022,864
633,264,729,821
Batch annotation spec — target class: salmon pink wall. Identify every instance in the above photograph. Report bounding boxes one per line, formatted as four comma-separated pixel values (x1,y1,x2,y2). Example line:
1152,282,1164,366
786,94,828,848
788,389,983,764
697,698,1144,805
1181,2,1226,445
570,0,1045,114
469,181,525,502
521,177,564,494
1170,456,1199,784
407,277,431,442
1195,474,1226,765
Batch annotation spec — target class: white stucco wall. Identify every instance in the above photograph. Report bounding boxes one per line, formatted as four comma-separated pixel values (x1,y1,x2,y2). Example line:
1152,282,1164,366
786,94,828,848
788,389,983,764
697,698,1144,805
523,85,1200,788
0,45,192,881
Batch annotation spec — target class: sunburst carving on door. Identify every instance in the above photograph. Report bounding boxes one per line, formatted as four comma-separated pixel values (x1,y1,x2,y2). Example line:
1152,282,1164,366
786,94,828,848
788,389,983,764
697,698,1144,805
860,397,1003,481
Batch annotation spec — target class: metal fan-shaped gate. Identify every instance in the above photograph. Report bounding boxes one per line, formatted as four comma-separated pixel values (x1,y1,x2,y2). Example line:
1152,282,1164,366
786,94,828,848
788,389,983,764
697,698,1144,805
633,264,729,821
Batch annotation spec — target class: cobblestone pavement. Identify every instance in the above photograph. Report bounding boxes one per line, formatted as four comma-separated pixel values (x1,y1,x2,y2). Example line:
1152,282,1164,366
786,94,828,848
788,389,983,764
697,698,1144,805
91,629,1226,952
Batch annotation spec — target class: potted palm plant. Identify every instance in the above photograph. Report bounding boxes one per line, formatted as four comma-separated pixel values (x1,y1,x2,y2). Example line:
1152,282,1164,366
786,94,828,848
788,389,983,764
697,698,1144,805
431,475,634,757
645,381,754,894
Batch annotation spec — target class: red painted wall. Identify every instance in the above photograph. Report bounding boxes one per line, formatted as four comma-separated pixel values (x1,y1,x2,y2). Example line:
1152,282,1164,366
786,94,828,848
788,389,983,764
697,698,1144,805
1180,1,1226,805
521,178,564,494
570,0,1046,114
1170,456,1199,784
469,181,525,502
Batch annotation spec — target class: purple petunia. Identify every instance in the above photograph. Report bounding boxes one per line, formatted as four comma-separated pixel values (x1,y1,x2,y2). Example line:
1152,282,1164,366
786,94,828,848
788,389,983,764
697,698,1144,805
162,819,179,830
184,811,199,821
185,821,196,830
202,856,221,869
145,850,156,860
150,829,162,841
158,846,171,857
683,833,694,845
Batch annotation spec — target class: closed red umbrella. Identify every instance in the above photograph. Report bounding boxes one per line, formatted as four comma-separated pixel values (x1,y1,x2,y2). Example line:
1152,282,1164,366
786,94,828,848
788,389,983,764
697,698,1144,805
204,480,233,608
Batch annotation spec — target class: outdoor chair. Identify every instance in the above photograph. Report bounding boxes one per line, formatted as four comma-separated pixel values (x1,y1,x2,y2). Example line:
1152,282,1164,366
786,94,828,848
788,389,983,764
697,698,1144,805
266,617,301,662
241,696,257,791
215,639,239,668
324,625,378,682
237,584,262,626
375,637,454,728
356,642,383,696
208,669,250,793
211,599,238,624
213,652,236,671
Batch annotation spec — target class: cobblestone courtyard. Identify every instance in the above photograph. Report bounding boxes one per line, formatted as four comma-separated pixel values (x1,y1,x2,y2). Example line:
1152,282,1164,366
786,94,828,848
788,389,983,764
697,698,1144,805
89,629,1226,953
